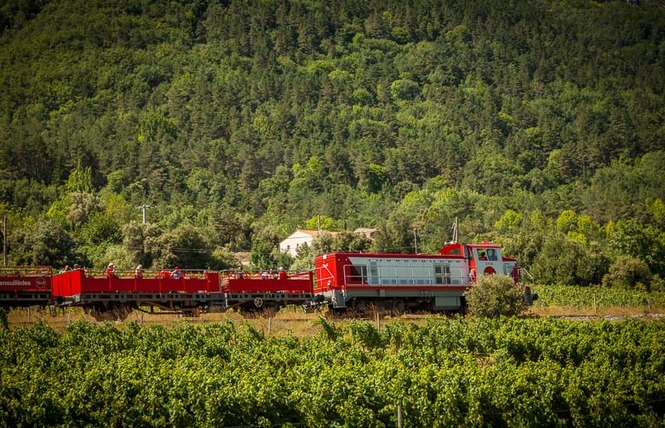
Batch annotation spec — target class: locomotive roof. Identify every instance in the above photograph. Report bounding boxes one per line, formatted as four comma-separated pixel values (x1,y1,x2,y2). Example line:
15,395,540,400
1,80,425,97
316,251,466,259
316,241,503,260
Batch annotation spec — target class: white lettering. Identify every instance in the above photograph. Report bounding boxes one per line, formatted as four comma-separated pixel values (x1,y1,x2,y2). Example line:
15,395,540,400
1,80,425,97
0,280,32,287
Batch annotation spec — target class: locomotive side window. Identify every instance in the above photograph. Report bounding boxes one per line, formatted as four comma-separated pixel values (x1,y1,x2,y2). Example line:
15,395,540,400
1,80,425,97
434,263,451,285
347,264,367,283
369,261,379,285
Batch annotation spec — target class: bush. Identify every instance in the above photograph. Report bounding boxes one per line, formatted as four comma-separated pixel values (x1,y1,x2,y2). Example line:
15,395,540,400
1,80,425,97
466,275,527,318
0,307,7,330
602,255,652,291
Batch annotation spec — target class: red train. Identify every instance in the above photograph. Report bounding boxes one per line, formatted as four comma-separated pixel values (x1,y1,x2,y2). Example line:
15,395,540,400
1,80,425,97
0,241,518,319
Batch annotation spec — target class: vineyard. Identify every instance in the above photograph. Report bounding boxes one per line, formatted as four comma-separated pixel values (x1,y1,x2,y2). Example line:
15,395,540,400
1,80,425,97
531,285,665,312
1,316,664,427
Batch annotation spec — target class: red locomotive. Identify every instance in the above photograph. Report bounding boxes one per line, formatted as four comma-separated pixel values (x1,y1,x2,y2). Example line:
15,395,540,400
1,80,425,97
0,240,518,319
315,241,518,312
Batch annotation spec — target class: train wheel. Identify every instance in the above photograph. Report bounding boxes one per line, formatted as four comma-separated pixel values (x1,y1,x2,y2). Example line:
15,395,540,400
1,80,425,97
253,297,263,309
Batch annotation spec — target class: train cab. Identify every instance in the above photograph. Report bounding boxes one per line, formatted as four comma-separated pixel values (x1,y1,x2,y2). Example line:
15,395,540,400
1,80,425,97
466,242,519,283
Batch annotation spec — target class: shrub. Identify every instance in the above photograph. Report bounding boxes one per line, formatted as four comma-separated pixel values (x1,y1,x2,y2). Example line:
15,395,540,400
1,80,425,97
466,275,527,318
602,255,652,291
0,307,7,330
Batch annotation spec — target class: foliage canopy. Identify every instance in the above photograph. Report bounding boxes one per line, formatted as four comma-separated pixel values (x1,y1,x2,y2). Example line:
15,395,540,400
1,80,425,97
0,0,663,283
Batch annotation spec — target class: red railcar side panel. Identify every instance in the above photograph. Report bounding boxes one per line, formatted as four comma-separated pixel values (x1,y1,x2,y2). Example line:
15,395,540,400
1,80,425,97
53,270,220,297
223,272,313,294
0,266,52,293
52,269,84,296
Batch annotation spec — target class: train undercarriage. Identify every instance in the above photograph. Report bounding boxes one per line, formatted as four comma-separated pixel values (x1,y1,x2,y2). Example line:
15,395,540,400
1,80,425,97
55,291,316,321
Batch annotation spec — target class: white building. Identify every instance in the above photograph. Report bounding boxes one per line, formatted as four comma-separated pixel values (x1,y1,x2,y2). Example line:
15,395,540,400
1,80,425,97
279,230,327,257
279,228,377,257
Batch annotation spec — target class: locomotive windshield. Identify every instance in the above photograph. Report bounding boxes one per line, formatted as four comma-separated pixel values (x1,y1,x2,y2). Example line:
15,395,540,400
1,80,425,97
475,247,499,261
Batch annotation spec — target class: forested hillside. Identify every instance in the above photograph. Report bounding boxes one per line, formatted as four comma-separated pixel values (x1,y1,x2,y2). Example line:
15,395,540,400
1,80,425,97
0,0,664,287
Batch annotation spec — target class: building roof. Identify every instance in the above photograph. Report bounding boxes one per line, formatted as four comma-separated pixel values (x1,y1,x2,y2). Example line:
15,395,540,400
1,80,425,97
280,230,339,246
295,229,326,237
285,229,341,238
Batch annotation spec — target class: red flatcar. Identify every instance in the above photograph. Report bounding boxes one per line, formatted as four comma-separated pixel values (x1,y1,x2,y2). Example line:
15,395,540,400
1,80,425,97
221,270,314,310
52,268,222,319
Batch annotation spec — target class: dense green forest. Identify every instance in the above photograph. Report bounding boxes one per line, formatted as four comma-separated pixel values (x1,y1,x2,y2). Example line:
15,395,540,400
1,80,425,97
0,0,664,287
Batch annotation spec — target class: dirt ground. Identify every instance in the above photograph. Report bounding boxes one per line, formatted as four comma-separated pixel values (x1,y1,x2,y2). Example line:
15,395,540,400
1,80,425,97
5,306,328,336
6,304,665,337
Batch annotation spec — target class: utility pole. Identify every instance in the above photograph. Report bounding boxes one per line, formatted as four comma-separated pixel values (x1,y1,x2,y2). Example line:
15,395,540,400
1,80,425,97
138,204,152,224
451,217,459,243
2,215,7,266
413,227,419,254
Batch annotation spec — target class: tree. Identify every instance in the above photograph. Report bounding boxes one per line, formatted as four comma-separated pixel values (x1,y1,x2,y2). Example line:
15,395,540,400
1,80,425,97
79,211,122,245
304,215,337,231
209,247,241,271
646,198,665,229
556,210,577,234
205,206,253,252
364,163,389,194
0,0,664,281
602,255,652,291
249,226,281,269
0,307,7,330
465,274,526,318
11,219,79,268
372,214,413,253
331,231,372,253
290,241,313,273
310,232,335,256
153,224,212,270
122,221,162,269
607,219,665,279
495,209,522,234
67,192,103,230
531,233,607,286
65,161,102,229
390,78,420,101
